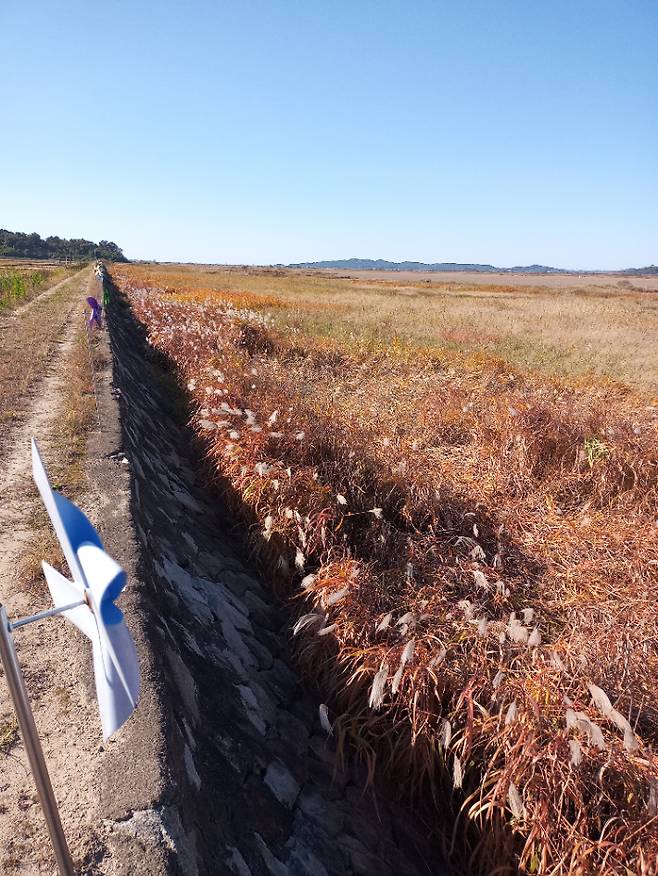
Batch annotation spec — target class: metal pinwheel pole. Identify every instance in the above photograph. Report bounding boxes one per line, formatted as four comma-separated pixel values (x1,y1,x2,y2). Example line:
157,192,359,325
0,603,75,876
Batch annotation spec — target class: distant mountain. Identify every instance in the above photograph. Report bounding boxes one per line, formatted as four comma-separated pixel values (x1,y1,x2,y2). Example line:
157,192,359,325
288,258,500,272
286,258,658,276
507,264,568,274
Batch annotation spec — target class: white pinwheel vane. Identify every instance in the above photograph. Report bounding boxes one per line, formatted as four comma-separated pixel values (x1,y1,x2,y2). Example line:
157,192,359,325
31,438,140,740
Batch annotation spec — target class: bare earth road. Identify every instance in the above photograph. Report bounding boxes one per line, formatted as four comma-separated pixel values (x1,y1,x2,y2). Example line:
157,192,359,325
0,269,89,454
0,267,108,873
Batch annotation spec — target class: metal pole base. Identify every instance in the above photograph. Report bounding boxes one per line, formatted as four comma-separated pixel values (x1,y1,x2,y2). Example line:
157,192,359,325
0,604,75,875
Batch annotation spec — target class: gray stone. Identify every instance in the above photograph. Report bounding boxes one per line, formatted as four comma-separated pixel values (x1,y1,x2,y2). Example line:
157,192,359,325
173,622,206,658
214,734,245,776
287,845,330,876
243,633,276,670
222,568,260,597
226,846,253,876
285,810,345,876
274,711,309,755
242,588,280,631
206,584,253,631
195,549,230,580
157,557,214,626
217,646,251,681
296,788,344,838
263,759,301,808
237,684,268,735
183,744,202,790
180,716,197,751
335,835,394,876
254,834,290,876
164,649,200,724
171,486,204,513
109,806,199,876
180,529,201,558
260,660,300,703
218,617,260,672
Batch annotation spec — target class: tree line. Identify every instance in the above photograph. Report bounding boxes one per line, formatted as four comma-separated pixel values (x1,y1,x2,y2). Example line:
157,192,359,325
0,229,127,262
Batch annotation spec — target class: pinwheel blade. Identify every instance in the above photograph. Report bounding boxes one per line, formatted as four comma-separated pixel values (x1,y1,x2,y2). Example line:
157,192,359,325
42,562,93,640
44,560,139,740
77,543,140,719
32,439,101,588
92,618,140,740
33,438,140,740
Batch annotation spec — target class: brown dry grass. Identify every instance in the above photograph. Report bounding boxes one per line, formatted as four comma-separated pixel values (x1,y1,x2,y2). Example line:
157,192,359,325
0,717,18,755
119,263,658,394
110,263,658,875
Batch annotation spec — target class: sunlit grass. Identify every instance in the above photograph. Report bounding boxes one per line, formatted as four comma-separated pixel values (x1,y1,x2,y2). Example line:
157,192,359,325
110,263,658,875
119,263,658,393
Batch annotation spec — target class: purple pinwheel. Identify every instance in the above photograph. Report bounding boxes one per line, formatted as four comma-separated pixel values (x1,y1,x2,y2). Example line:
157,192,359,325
86,296,103,330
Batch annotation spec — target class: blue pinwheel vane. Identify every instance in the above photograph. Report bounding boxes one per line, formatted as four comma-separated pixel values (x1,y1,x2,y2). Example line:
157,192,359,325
0,440,140,875
31,438,140,739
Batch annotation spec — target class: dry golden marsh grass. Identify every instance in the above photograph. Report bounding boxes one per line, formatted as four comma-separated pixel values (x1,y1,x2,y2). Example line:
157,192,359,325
111,263,658,875
127,264,658,394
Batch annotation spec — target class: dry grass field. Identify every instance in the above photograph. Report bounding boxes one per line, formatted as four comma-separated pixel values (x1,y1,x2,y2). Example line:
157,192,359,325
110,263,658,875
127,264,658,394
336,268,658,291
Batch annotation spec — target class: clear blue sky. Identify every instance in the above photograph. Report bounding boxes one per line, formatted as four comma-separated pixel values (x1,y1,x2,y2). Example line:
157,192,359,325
1,0,656,268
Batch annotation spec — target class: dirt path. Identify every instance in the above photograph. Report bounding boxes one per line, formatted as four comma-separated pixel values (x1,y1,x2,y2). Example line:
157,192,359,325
0,268,106,873
10,270,80,319
0,268,92,586
0,268,91,454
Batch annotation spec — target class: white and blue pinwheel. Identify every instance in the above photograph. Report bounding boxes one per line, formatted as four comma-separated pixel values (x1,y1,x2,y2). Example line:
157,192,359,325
31,438,140,740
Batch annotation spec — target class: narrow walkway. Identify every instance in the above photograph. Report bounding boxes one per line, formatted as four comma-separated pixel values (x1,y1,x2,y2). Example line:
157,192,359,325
0,269,107,873
9,269,82,319
0,267,90,453
0,305,83,574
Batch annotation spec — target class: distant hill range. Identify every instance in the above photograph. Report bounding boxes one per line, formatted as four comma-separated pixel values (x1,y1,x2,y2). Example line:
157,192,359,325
287,258,658,276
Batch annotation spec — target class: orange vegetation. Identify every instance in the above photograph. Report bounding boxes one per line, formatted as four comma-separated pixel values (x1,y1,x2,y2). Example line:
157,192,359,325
110,264,658,875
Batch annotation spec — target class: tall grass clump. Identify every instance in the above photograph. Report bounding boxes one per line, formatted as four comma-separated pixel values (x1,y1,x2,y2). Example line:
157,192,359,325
111,265,658,875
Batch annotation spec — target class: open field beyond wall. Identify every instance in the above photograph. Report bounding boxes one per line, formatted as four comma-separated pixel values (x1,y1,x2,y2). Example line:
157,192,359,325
110,263,658,875
125,264,658,394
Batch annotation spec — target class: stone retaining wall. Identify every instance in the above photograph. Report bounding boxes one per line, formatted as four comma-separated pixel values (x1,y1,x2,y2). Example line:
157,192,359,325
105,289,447,876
